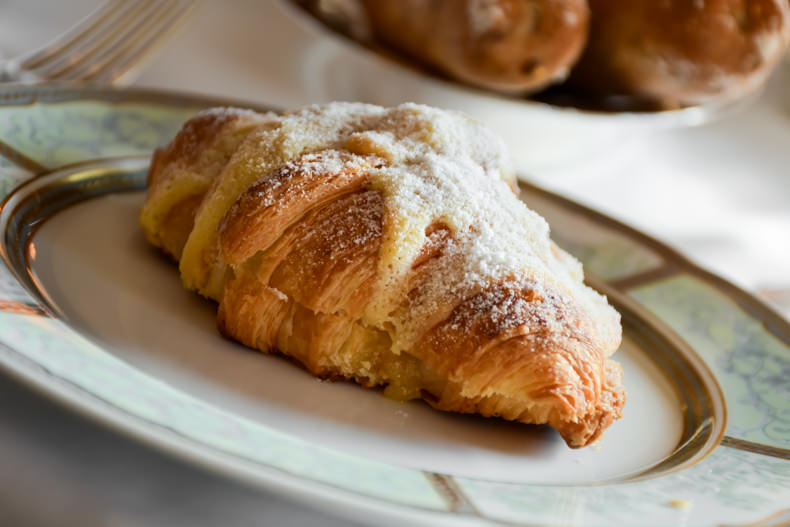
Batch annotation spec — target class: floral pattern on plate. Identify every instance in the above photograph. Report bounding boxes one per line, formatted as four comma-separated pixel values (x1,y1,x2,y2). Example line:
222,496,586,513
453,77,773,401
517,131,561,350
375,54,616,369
0,101,200,169
631,275,790,449
0,162,34,304
457,446,790,527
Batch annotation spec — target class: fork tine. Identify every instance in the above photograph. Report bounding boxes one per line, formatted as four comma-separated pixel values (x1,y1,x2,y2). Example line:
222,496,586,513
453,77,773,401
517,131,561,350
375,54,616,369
58,0,187,81
31,0,166,80
87,2,197,84
18,0,128,70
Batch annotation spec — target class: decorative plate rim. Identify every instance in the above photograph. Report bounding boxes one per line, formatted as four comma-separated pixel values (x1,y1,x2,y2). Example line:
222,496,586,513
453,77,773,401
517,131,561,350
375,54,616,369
0,83,788,527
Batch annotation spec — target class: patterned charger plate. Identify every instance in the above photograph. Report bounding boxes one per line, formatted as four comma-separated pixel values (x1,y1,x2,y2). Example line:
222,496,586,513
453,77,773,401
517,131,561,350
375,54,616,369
0,84,788,527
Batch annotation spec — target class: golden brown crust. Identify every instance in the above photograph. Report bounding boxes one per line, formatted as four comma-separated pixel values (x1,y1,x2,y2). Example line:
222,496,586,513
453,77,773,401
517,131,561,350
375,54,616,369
361,0,590,94
157,194,203,260
141,104,624,448
141,108,270,259
570,0,790,106
250,188,383,317
412,279,621,447
218,151,378,265
146,108,264,197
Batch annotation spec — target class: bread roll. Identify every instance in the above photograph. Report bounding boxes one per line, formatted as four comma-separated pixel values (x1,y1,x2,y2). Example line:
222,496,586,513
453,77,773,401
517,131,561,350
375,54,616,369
570,0,790,107
360,0,590,94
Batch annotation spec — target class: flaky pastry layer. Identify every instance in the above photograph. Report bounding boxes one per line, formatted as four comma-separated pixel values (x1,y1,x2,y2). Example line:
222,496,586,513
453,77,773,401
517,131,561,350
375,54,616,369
140,103,624,447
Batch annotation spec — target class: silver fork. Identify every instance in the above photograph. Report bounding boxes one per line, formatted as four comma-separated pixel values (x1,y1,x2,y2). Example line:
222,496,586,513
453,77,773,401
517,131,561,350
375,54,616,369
0,0,197,84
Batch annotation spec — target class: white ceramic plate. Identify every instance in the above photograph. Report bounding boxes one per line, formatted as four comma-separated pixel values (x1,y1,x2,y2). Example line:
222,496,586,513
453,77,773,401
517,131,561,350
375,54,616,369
0,85,789,527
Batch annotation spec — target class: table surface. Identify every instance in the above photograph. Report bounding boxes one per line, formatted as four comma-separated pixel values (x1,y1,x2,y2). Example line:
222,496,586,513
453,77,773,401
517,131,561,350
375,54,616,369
1,1,789,526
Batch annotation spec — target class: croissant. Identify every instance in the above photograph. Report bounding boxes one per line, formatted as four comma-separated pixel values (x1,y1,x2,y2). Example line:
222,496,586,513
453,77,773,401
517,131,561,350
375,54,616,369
140,103,624,448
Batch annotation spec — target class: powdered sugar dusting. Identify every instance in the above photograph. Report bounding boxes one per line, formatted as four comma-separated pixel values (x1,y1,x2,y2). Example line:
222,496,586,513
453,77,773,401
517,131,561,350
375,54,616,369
234,102,617,350
194,106,264,119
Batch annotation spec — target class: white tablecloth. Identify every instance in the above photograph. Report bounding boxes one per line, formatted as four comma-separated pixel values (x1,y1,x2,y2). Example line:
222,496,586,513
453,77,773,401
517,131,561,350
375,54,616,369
1,2,788,525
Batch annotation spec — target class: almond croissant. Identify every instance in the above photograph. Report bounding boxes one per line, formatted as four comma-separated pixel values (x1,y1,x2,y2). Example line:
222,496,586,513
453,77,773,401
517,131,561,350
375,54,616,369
140,103,624,448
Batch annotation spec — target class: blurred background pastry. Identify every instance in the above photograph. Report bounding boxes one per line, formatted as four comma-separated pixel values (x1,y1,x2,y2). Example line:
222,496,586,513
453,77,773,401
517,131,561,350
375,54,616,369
298,0,790,109
360,0,590,94
570,0,790,108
